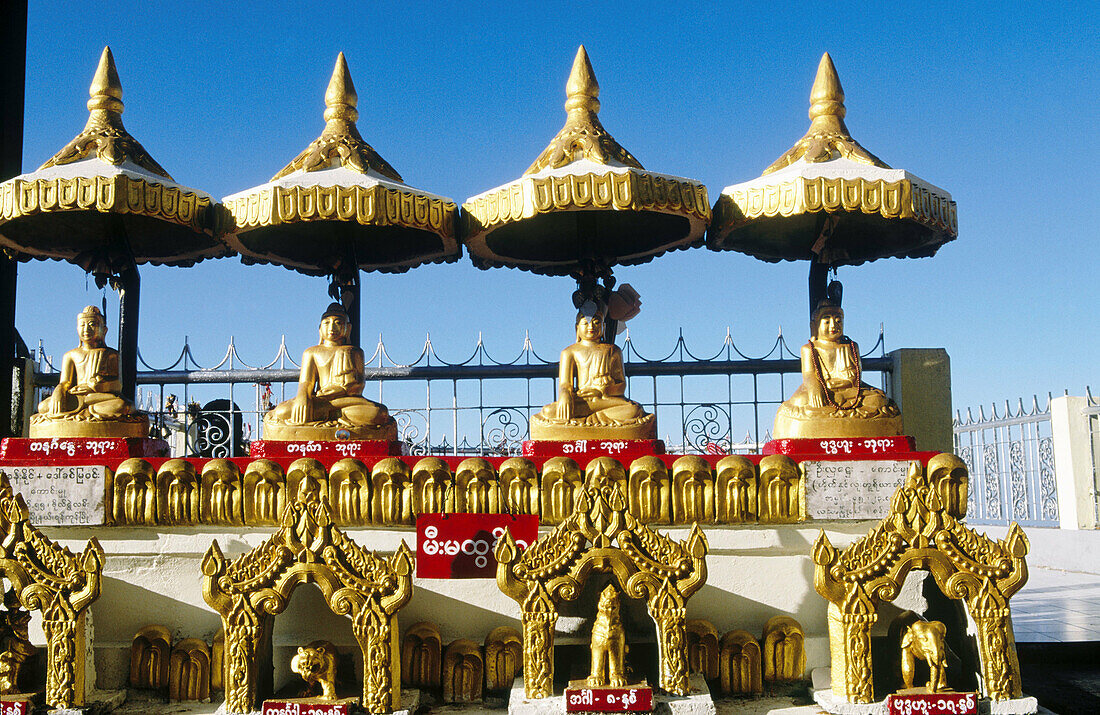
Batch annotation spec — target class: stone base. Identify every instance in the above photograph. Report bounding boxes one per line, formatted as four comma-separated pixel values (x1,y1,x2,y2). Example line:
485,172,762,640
261,418,397,442
987,696,1038,715
528,416,657,442
28,415,149,439
1,437,168,459
772,411,901,441
248,440,405,459
523,439,665,459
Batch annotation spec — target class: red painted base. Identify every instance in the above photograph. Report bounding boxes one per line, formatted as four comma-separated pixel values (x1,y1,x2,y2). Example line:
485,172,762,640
0,437,169,460
886,692,977,715
262,700,355,715
248,440,405,460
522,439,665,459
565,684,652,712
762,435,916,457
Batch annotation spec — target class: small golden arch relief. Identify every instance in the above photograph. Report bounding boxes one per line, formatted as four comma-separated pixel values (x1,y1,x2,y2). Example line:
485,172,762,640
291,640,339,700
685,619,719,681
484,626,522,691
401,622,441,690
719,630,762,696
587,585,628,688
901,620,949,693
443,639,483,703
762,616,805,682
130,625,171,689
168,638,211,702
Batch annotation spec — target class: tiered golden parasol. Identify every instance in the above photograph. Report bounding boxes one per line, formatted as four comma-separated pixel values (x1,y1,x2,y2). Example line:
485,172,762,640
708,53,957,313
0,47,225,398
463,46,710,327
222,53,459,344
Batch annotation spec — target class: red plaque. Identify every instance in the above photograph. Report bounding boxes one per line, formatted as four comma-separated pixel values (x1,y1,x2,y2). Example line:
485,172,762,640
0,437,169,460
262,701,351,715
763,436,915,457
565,686,652,712
416,513,538,579
522,439,664,459
248,440,405,459
0,699,31,715
885,692,977,715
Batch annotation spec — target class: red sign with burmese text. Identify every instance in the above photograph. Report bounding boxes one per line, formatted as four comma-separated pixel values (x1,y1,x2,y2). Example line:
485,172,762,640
886,692,977,715
565,687,652,712
262,702,349,715
0,701,31,715
416,514,538,579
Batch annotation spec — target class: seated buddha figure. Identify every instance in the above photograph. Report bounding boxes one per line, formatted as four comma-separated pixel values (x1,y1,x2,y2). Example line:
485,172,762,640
29,305,148,438
773,300,901,439
263,304,397,441
530,308,655,440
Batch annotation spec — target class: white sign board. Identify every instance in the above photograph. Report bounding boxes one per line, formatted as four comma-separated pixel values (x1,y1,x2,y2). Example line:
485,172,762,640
2,465,107,526
802,460,911,520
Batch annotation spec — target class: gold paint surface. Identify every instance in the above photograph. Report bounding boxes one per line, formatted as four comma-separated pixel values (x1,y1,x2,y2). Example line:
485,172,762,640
773,303,901,439
495,457,708,698
202,471,413,713
531,310,655,440
28,306,149,439
813,457,1028,703
0,471,103,708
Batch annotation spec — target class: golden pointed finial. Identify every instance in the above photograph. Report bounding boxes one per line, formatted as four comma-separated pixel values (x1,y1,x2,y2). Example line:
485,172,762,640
808,52,845,125
564,46,600,115
39,46,172,178
525,46,641,174
762,52,887,174
323,52,359,125
87,46,124,115
272,52,402,182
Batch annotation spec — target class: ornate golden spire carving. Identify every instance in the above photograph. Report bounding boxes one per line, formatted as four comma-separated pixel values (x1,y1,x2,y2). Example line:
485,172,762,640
525,46,642,174
40,47,172,179
272,52,403,182
763,53,887,175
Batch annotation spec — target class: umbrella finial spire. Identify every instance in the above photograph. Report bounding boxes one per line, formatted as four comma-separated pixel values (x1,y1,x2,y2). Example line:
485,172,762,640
762,52,887,174
565,45,600,115
39,46,171,178
87,46,124,116
271,52,402,182
809,52,845,125
323,52,359,125
526,45,642,174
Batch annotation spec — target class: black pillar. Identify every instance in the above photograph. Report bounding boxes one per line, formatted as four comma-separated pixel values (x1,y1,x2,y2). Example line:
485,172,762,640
808,261,829,318
0,1,28,437
116,267,139,403
343,270,361,349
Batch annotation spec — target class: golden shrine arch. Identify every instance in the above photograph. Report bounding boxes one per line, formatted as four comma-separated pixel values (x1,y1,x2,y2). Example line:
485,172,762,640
201,472,414,714
495,456,708,698
813,453,1029,704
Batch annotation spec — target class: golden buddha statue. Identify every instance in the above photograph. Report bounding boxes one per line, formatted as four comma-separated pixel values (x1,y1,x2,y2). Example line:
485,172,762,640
29,305,148,438
263,304,397,441
531,308,655,440
773,300,901,439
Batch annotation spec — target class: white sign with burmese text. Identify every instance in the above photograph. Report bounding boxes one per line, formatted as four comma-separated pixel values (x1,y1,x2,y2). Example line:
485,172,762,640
2,465,107,526
803,460,910,520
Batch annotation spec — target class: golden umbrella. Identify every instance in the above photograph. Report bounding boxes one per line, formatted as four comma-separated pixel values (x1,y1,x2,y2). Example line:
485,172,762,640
708,53,957,313
0,47,225,398
222,53,459,345
463,46,710,328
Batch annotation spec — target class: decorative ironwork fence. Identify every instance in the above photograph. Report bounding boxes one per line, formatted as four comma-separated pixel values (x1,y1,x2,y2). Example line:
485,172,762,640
33,329,891,459
953,397,1058,527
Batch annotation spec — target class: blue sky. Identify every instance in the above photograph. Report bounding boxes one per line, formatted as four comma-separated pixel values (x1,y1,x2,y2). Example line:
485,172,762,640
11,1,1099,415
